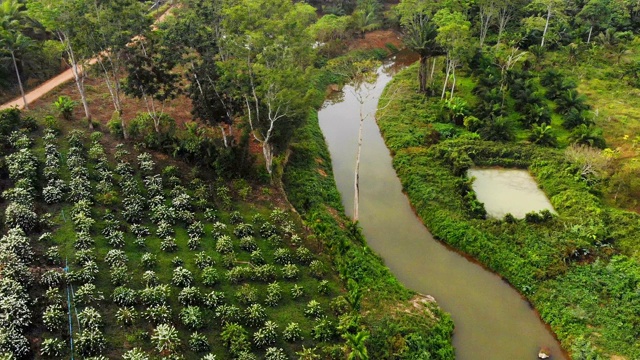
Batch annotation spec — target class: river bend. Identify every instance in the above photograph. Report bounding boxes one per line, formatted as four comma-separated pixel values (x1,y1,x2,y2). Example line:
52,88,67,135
317,57,566,360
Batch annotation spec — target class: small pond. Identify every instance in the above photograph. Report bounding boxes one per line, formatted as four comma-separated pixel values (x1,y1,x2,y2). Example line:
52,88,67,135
468,168,556,219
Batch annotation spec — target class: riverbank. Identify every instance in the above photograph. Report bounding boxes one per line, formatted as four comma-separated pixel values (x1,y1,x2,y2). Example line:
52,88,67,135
378,64,640,359
283,71,455,357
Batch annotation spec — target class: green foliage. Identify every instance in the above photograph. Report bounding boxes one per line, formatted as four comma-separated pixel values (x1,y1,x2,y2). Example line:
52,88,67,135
529,123,558,147
569,125,606,149
378,64,640,358
478,116,516,142
442,97,468,125
52,96,76,121
107,112,123,138
563,108,594,130
221,323,251,357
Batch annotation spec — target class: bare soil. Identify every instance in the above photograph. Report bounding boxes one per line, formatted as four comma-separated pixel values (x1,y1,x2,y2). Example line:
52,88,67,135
348,29,403,52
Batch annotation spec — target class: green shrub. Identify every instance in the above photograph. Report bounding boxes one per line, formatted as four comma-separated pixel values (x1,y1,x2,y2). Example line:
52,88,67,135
479,116,515,142
0,108,21,136
569,124,606,149
189,332,209,353
563,108,593,130
43,115,59,132
53,96,77,120
107,112,123,138
528,123,558,147
503,213,517,224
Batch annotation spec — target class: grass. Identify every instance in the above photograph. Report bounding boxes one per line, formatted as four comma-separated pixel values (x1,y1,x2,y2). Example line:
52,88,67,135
543,46,640,209
20,123,346,359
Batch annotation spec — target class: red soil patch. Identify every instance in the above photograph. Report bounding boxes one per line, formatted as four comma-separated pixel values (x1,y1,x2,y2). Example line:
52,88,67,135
349,29,403,52
26,74,194,128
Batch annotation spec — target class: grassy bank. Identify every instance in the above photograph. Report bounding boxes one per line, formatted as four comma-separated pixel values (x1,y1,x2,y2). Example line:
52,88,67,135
377,64,640,359
283,108,455,358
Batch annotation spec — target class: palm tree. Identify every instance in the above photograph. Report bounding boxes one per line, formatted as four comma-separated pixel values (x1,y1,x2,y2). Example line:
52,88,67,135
346,279,362,312
570,124,606,149
479,116,515,142
351,0,382,38
556,89,589,115
0,0,26,29
343,330,370,360
529,123,557,147
151,324,181,355
400,11,440,93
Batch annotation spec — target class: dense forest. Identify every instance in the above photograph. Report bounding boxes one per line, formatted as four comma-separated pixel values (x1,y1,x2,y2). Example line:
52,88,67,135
1,0,640,359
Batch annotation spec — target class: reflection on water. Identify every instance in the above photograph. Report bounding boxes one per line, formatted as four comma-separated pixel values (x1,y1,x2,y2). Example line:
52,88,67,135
468,168,556,219
318,55,566,360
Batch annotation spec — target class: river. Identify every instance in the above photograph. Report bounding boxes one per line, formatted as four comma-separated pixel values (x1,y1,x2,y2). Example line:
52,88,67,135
317,53,566,359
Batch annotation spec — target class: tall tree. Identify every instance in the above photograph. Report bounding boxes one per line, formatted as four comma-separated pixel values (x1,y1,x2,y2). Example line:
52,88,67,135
80,0,151,139
495,0,527,45
528,0,566,47
123,32,179,133
476,0,496,47
396,0,441,93
578,0,628,44
327,58,381,221
219,0,317,176
0,30,32,109
27,0,93,127
161,0,238,148
434,9,472,99
0,0,33,109
351,0,382,37
495,47,528,109
622,0,640,29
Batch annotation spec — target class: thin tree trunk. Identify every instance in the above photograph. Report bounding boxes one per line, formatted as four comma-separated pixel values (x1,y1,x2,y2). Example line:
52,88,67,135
64,34,92,128
353,105,364,222
219,125,228,148
119,108,128,139
541,7,551,47
263,142,273,175
76,70,92,129
140,90,160,132
10,51,28,110
418,55,428,93
228,123,235,147
429,57,437,86
96,57,127,137
479,5,494,47
450,65,457,100
115,85,127,139
587,25,593,44
104,54,127,138
497,8,511,46
441,59,451,100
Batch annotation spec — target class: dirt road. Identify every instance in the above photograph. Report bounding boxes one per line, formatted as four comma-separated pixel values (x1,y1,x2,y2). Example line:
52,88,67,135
0,8,174,111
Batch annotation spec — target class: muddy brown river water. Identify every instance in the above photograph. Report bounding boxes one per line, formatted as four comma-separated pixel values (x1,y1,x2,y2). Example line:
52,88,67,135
317,54,566,359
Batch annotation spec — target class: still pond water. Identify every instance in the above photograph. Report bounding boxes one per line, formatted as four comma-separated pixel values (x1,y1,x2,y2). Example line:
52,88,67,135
318,54,566,359
468,168,556,219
